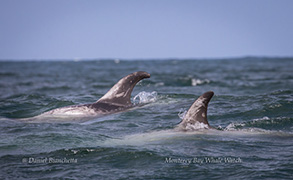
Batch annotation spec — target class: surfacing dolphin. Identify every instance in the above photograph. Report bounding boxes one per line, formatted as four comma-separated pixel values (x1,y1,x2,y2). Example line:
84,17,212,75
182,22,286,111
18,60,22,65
176,91,214,131
102,91,279,147
20,71,151,122
101,91,215,146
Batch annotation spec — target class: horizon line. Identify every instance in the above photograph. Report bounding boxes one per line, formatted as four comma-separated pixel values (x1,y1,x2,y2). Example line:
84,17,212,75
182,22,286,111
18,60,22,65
0,55,292,62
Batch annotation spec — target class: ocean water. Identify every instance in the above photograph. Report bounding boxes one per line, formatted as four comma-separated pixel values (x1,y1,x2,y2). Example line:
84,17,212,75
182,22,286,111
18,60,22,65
0,58,292,179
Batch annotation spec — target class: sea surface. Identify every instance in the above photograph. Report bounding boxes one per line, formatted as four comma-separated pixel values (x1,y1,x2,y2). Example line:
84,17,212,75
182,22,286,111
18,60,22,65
0,58,292,179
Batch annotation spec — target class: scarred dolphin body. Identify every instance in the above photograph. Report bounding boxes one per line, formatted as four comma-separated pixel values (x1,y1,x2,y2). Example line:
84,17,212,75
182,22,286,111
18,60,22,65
21,71,150,122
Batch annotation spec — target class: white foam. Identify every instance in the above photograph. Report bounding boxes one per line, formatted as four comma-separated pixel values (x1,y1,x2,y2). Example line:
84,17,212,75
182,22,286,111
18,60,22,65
114,59,120,64
185,122,209,130
224,122,246,131
133,91,158,105
225,117,272,131
155,82,165,86
191,78,210,86
224,118,274,134
252,116,270,122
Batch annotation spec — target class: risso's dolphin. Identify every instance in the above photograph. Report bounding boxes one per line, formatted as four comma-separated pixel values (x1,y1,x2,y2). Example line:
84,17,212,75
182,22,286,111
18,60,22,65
176,91,214,131
20,71,151,122
102,91,280,147
102,91,216,146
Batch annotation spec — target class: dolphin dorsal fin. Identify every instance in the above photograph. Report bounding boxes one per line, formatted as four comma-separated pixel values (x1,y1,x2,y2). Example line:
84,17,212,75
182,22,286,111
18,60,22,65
178,91,214,130
96,71,150,106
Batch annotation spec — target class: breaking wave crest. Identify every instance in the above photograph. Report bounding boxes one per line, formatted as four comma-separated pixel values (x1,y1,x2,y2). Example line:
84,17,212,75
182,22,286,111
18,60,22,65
224,116,293,133
191,78,210,86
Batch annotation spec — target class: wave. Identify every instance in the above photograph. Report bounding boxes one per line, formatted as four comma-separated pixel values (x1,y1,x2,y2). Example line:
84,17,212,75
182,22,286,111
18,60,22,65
224,116,293,133
144,75,211,87
0,94,75,118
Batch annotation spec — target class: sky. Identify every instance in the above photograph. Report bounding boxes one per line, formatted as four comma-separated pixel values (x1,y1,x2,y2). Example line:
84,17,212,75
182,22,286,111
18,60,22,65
0,0,293,60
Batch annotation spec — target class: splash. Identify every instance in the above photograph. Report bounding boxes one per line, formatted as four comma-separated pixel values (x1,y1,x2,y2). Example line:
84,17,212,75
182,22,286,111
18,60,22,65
133,91,158,105
178,108,187,120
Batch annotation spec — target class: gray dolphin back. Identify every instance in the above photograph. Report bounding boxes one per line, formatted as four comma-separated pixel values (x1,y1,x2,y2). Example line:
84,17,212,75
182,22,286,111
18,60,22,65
178,91,214,130
94,71,151,107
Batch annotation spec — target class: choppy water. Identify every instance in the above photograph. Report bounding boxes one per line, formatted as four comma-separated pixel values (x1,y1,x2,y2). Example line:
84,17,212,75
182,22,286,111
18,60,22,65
0,58,292,179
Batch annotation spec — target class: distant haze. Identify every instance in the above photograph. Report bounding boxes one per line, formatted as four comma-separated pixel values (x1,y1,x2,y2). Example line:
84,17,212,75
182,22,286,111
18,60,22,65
1,0,293,60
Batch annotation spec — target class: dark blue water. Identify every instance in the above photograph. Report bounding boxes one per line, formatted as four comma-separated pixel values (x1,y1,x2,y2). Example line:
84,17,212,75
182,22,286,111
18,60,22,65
0,58,292,179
